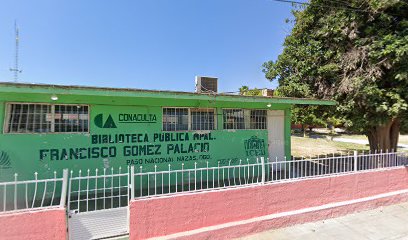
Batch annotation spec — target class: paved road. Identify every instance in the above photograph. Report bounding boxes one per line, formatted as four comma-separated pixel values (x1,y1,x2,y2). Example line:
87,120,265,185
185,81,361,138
238,201,408,240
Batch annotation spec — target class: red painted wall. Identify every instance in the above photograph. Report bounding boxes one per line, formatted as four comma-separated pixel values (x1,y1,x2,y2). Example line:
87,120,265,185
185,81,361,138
129,167,408,239
0,208,67,240
175,192,408,240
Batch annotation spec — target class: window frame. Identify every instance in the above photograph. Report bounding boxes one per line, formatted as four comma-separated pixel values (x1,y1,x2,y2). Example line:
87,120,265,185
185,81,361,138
249,109,267,130
222,108,246,130
3,102,90,134
162,107,217,132
190,108,217,131
162,107,190,132
222,108,268,130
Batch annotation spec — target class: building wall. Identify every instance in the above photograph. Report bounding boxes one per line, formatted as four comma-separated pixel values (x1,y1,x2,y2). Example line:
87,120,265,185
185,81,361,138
0,91,291,181
0,208,67,240
129,167,408,239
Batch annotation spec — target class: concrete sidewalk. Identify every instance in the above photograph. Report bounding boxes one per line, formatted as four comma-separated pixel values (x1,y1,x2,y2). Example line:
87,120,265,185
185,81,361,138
238,201,408,240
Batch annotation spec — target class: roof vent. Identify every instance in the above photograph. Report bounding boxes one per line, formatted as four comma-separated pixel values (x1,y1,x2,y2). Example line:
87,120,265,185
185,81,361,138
195,76,218,93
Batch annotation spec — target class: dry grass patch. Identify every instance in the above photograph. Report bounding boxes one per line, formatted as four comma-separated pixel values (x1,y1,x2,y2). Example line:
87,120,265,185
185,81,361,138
291,136,369,158
399,135,408,145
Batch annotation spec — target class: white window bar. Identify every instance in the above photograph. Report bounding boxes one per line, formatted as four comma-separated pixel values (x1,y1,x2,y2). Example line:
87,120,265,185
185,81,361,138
190,108,216,130
223,109,245,129
162,108,189,131
5,103,88,134
249,110,267,129
163,108,216,131
223,109,267,130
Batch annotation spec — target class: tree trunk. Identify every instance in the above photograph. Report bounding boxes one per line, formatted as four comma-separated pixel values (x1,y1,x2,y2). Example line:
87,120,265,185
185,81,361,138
366,118,400,152
390,119,400,151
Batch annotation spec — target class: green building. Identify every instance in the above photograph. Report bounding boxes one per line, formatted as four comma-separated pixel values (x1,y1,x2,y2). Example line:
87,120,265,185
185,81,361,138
0,82,334,181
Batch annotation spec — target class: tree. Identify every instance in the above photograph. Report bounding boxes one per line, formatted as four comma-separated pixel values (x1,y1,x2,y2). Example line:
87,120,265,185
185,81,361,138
263,0,408,151
240,86,338,137
292,106,327,137
273,87,329,136
239,86,263,96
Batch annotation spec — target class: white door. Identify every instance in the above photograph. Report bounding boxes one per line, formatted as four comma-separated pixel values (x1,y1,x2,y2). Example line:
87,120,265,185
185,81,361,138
267,110,285,162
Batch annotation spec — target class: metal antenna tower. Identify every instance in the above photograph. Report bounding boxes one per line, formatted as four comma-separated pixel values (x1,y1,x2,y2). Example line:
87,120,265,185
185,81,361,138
10,21,22,82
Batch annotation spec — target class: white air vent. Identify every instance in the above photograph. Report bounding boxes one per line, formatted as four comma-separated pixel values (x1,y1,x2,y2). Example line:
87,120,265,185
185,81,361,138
195,76,218,93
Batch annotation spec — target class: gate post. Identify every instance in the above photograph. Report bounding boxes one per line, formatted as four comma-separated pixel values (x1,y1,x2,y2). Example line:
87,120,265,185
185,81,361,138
60,169,69,207
353,151,358,172
261,157,265,184
130,166,135,200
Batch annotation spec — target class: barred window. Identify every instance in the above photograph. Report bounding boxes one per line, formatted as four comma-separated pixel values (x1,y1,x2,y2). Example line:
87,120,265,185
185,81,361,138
223,109,245,129
162,108,189,131
191,108,215,130
163,108,216,131
5,103,89,133
223,109,267,130
54,105,89,132
250,110,267,129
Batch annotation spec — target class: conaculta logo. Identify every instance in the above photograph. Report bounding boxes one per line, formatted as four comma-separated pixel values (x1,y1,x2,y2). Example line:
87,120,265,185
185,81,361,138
94,114,117,128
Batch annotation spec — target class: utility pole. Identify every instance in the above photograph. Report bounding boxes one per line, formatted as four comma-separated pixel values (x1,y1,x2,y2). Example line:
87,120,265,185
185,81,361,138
9,21,22,82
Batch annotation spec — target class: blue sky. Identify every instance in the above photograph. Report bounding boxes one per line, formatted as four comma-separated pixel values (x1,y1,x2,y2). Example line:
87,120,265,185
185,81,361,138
0,0,295,93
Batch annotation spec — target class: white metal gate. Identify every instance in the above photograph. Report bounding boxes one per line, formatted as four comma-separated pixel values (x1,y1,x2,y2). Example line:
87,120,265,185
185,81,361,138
68,167,129,240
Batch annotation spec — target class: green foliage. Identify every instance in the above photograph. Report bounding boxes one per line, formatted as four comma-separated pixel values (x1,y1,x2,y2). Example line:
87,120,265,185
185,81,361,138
239,86,263,96
291,106,327,128
263,0,408,134
326,116,344,128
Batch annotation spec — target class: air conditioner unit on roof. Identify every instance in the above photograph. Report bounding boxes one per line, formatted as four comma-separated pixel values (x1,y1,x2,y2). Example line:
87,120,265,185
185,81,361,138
195,76,218,93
